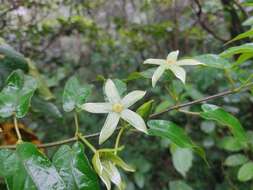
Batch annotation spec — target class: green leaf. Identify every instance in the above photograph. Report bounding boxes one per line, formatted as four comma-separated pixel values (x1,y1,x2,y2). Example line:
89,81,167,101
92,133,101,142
136,100,154,120
220,43,253,58
148,120,195,148
226,29,253,44
112,79,127,97
171,147,193,177
103,152,135,172
123,72,143,82
0,70,37,118
52,142,99,190
237,162,253,182
243,16,253,26
16,142,66,190
194,54,231,69
32,97,62,118
200,104,247,142
218,136,244,152
169,180,193,190
0,43,29,72
0,143,67,190
224,154,248,167
147,120,206,161
236,52,253,65
63,76,92,112
134,173,145,188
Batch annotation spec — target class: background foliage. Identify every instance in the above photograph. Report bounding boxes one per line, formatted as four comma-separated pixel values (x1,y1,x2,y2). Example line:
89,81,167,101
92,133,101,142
0,0,253,189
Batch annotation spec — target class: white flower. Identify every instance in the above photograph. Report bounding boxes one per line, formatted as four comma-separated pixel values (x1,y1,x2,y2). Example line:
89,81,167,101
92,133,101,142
81,79,147,144
92,150,135,190
144,50,205,87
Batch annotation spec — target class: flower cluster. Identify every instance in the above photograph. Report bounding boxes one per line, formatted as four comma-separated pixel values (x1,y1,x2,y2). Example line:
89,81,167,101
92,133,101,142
80,50,203,189
81,50,203,145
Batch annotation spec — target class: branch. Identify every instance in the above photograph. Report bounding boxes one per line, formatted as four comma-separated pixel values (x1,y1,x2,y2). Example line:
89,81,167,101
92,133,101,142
150,81,253,118
191,0,228,42
0,82,252,149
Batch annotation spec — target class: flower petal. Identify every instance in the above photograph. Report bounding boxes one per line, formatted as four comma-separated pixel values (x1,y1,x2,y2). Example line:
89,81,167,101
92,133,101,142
99,112,120,144
121,90,146,108
104,79,121,103
152,66,165,87
100,172,111,190
176,59,204,66
103,161,122,188
168,65,186,84
167,50,179,62
143,59,166,65
121,109,147,134
81,103,111,113
92,152,103,174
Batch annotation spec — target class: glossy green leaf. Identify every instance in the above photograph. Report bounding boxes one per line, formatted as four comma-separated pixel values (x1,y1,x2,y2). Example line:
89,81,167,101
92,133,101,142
194,54,231,69
63,76,92,112
16,142,66,190
136,100,154,120
200,104,247,142
218,136,244,152
220,43,253,58
52,142,99,190
147,120,206,162
0,43,29,72
0,149,35,190
237,162,253,182
226,29,253,44
171,147,193,177
236,52,253,65
224,154,248,167
0,70,37,118
148,120,195,148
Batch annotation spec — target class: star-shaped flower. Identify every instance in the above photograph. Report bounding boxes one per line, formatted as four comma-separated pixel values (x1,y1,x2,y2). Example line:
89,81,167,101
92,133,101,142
81,79,147,144
144,50,204,87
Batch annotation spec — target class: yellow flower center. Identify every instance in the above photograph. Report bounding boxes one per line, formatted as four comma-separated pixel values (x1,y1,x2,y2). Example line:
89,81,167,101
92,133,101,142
166,60,175,64
112,103,124,113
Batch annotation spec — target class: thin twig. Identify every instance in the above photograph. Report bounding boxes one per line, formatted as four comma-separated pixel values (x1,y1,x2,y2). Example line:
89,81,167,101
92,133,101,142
149,81,253,118
0,82,252,149
191,0,228,42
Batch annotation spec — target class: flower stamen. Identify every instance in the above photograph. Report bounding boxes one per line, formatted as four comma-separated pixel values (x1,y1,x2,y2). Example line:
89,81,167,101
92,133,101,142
112,103,124,113
166,60,175,64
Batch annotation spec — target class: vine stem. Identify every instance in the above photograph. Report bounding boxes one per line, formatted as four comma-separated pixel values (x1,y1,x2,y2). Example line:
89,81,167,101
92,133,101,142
77,133,97,153
149,81,253,118
73,111,96,153
114,127,125,155
74,112,79,136
0,81,252,149
13,114,22,144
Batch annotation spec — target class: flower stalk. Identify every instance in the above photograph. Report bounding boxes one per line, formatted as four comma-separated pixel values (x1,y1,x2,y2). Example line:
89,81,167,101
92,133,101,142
114,126,125,155
13,114,22,144
78,133,97,153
